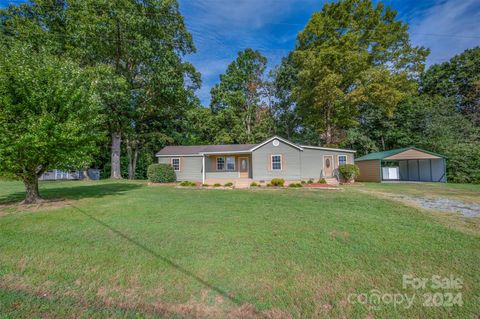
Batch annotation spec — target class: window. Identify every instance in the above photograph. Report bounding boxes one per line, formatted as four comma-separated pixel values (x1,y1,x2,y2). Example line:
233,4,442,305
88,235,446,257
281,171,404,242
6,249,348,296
271,155,282,170
226,157,235,171
216,157,225,170
171,158,180,171
325,158,331,168
338,155,347,166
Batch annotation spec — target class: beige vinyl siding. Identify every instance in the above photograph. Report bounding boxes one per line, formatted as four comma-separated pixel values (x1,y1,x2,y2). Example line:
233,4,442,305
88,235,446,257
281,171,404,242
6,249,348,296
252,139,301,180
356,160,381,182
300,149,354,179
158,156,203,181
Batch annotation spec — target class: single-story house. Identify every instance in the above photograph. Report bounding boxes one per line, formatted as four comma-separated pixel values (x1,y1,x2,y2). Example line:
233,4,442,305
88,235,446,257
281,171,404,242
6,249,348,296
355,147,446,182
156,136,355,185
39,169,101,181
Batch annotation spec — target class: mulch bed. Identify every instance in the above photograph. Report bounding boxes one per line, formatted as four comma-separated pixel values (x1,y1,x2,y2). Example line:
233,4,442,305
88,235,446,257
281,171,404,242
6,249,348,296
302,183,337,188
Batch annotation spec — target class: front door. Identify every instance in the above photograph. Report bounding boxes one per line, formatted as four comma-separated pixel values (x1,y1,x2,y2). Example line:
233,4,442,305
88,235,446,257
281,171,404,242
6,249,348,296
323,155,333,177
239,157,249,178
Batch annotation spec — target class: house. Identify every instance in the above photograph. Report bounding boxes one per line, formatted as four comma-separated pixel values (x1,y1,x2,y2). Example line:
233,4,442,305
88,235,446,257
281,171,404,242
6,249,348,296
39,169,101,181
156,136,355,185
355,147,446,182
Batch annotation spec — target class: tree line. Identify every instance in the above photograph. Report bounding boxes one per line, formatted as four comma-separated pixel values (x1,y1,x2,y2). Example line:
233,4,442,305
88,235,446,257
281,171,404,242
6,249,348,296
0,0,478,203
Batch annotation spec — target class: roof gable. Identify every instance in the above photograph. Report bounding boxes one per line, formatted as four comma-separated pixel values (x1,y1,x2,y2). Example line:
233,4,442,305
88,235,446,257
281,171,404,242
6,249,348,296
250,136,303,152
356,147,446,161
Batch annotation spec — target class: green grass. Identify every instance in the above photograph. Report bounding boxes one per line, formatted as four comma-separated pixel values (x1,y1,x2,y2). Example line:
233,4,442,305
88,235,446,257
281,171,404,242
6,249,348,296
0,180,479,318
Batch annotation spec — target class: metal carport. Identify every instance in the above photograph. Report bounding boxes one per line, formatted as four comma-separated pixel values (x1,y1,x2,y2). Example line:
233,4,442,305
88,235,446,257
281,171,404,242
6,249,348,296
355,147,447,182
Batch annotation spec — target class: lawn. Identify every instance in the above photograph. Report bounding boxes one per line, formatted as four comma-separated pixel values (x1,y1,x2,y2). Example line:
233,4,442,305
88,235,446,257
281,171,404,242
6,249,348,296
0,180,479,318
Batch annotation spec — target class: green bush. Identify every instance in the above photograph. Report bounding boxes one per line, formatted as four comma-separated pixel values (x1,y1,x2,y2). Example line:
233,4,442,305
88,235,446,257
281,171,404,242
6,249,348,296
180,181,196,187
300,180,306,184
288,183,303,188
266,183,272,187
202,184,209,187
250,182,259,187
318,178,327,184
338,164,360,183
444,142,480,184
270,178,285,187
307,179,314,184
213,183,221,187
224,182,233,187
147,164,176,183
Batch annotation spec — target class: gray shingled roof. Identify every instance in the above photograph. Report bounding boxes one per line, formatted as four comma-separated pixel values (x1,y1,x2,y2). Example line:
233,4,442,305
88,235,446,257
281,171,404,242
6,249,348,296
156,144,257,156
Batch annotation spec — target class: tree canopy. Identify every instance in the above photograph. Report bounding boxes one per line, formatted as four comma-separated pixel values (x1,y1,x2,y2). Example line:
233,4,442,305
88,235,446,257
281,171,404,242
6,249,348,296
292,0,428,145
209,48,274,144
0,43,103,202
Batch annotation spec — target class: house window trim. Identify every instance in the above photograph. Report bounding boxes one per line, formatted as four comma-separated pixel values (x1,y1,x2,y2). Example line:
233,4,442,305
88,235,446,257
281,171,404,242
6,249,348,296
271,154,282,171
216,156,235,171
338,155,347,166
226,156,235,171
216,157,225,171
171,158,180,171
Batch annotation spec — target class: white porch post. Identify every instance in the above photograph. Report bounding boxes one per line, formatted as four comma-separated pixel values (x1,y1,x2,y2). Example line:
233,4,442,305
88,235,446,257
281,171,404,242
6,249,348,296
202,154,206,184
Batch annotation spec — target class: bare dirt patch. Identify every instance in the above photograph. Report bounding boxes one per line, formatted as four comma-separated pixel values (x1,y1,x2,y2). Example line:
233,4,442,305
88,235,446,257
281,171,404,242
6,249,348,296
0,198,73,216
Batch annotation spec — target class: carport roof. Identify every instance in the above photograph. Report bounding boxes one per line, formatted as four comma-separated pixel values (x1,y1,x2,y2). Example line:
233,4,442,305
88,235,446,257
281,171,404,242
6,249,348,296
355,147,446,161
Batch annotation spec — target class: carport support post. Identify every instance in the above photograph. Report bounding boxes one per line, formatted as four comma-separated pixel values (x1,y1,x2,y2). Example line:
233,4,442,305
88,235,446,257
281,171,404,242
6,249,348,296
202,154,206,184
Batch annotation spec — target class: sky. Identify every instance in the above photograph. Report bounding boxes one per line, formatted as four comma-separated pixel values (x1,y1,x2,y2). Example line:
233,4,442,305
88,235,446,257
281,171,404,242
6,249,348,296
1,0,479,105
179,0,480,105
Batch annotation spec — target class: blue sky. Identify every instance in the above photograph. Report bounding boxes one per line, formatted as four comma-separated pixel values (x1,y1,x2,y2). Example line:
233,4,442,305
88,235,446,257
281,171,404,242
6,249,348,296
1,0,479,105
179,0,480,105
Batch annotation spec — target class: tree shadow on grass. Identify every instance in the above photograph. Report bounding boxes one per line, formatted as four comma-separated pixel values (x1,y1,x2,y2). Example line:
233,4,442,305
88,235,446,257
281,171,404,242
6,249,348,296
0,182,143,205
70,204,243,308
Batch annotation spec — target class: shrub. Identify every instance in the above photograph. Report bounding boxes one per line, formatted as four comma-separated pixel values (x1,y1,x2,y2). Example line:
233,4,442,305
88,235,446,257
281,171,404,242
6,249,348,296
338,164,360,183
224,182,233,187
270,178,285,187
250,182,259,187
307,179,314,184
266,183,272,187
147,164,176,183
318,178,327,184
213,183,221,187
180,181,196,187
202,184,209,187
300,180,306,184
288,183,303,188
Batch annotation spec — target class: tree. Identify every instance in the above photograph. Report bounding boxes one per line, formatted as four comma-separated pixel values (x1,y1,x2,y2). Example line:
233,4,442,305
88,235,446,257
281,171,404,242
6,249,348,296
270,54,300,140
210,48,274,143
1,0,198,179
0,43,103,203
64,0,198,179
421,47,480,125
292,0,428,145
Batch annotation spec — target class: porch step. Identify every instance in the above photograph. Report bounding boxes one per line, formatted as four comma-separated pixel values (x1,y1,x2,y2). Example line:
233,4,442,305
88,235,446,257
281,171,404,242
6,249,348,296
325,178,339,186
234,179,252,189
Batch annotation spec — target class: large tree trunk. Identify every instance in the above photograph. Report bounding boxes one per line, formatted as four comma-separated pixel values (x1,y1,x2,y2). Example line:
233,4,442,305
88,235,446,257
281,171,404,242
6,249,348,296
23,175,42,204
127,142,139,180
110,132,122,179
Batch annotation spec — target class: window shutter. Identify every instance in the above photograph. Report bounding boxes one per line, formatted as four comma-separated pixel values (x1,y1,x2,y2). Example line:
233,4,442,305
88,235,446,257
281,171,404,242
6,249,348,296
267,154,271,171
281,154,285,171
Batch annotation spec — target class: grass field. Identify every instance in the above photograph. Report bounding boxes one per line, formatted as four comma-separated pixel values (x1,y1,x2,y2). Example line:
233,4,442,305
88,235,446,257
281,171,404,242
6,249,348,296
0,180,479,318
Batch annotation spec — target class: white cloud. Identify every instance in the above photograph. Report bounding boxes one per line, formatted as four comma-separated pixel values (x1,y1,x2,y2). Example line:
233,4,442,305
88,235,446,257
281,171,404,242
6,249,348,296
409,0,480,65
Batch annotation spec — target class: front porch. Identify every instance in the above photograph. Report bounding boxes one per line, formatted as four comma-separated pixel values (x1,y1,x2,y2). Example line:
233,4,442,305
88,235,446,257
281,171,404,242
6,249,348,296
202,153,252,183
